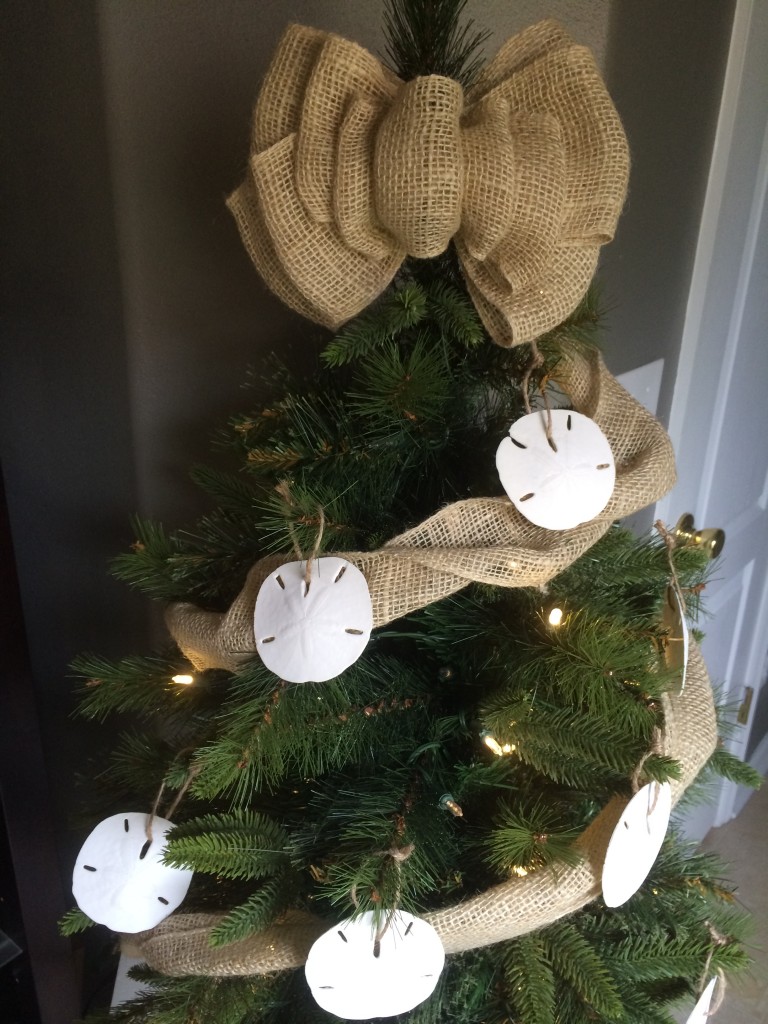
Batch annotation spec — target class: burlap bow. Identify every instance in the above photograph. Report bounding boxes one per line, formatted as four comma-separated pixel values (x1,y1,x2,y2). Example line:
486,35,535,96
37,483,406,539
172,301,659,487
228,19,629,347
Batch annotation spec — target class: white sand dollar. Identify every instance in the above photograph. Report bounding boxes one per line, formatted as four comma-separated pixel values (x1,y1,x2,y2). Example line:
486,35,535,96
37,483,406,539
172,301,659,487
661,585,689,694
305,910,445,1019
601,782,672,908
685,977,718,1024
496,409,615,530
253,557,373,683
73,813,193,932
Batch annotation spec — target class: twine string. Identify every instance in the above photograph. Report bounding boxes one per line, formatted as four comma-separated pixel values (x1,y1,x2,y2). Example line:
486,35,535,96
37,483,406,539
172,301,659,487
305,506,326,586
698,923,729,1017
372,844,415,956
276,481,304,561
145,780,167,844
165,764,203,822
655,519,687,615
631,726,664,795
520,339,544,416
630,727,665,817
708,968,727,1017
146,763,203,843
274,481,326,585
521,339,556,451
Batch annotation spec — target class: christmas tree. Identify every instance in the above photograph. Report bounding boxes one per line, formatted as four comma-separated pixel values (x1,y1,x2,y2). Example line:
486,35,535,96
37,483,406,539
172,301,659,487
63,3,759,1022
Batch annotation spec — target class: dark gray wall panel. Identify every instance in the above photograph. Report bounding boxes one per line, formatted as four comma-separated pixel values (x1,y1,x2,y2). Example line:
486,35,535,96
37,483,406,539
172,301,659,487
601,0,737,424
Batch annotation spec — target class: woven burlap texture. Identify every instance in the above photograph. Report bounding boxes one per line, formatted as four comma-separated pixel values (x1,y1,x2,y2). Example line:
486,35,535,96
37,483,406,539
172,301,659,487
166,347,675,673
123,641,716,975
227,19,629,347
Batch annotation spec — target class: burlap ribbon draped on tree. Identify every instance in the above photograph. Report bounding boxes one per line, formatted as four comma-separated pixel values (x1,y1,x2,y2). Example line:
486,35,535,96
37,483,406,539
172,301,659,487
124,643,717,974
227,19,629,347
167,346,675,673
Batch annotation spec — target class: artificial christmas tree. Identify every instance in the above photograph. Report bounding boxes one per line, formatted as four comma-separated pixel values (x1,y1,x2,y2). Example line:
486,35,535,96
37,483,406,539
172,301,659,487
63,3,759,1022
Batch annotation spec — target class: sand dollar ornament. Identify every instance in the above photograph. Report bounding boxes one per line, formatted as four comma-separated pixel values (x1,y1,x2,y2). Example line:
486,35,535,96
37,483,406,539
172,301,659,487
305,910,445,1019
496,409,615,530
72,813,193,932
601,781,672,907
253,556,373,683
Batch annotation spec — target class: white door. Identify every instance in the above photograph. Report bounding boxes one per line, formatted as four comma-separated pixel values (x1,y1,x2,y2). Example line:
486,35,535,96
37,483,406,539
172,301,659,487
655,0,768,840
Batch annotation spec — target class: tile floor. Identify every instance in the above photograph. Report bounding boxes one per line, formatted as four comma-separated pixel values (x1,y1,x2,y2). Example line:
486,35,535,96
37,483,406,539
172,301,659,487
692,782,768,1023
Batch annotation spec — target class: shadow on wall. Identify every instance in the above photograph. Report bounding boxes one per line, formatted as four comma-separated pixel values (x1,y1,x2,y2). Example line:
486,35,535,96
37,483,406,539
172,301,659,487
600,0,736,422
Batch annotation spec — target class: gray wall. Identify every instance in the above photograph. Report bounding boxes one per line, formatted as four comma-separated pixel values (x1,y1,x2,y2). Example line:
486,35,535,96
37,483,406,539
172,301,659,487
0,0,735,1003
601,0,736,421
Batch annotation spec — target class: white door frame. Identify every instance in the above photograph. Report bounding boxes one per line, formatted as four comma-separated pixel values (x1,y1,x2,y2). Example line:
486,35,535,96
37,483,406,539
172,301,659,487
656,0,768,832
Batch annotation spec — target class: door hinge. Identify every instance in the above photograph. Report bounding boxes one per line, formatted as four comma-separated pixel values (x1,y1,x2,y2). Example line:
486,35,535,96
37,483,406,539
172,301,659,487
737,686,754,726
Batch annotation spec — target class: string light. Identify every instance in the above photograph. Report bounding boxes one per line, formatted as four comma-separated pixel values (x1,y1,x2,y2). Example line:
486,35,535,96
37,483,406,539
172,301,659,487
512,866,529,877
547,606,564,627
482,732,504,756
438,794,464,817
481,732,516,756
171,674,195,686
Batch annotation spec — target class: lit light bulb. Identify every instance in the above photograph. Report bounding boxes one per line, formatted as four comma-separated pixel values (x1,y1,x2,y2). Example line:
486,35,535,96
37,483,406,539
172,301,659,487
512,865,529,877
547,607,564,627
171,673,195,686
482,732,504,757
481,732,515,756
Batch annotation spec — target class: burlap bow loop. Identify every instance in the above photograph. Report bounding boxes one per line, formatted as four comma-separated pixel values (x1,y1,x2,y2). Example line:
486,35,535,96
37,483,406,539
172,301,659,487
228,19,629,347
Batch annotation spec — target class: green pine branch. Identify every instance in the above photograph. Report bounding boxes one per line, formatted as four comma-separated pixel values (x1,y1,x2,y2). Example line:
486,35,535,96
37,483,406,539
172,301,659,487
111,517,183,601
348,337,453,428
424,278,484,348
382,0,490,86
58,907,95,937
321,282,428,367
71,651,197,722
503,935,556,1024
542,922,622,1018
85,971,284,1024
188,464,263,510
100,731,188,803
207,878,289,947
164,810,290,881
707,746,763,789
485,799,582,876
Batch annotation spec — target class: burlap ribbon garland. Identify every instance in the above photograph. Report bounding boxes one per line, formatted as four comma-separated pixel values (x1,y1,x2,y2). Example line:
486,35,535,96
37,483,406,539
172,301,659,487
227,19,629,347
166,347,675,673
123,641,716,974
